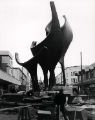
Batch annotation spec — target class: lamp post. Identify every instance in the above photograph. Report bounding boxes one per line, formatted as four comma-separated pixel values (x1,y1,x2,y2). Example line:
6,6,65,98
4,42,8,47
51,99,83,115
80,52,83,83
22,66,24,85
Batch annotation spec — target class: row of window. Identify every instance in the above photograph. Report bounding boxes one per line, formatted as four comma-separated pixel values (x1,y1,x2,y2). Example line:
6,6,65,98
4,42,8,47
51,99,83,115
79,69,95,81
71,78,78,83
66,71,77,77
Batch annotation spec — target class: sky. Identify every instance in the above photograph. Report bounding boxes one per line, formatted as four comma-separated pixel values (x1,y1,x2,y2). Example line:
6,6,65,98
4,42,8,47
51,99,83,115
0,0,95,79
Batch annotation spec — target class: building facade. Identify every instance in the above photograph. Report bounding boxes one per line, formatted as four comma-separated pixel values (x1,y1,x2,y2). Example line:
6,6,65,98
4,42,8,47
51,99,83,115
0,51,13,76
0,51,21,93
0,51,31,93
56,65,87,86
12,67,31,91
76,63,95,95
65,66,82,85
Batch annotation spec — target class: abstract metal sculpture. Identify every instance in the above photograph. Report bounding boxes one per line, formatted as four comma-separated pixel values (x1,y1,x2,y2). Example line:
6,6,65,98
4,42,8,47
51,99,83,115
15,1,73,92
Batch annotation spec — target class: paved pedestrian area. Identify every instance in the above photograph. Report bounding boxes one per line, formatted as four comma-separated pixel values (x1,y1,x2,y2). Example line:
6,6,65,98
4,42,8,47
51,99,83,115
0,104,58,120
0,106,37,120
0,111,18,120
0,113,64,120
0,100,67,120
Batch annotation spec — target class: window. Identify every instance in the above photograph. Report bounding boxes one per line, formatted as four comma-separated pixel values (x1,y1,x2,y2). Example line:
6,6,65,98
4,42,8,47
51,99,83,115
0,57,1,67
71,72,73,76
66,73,68,77
71,78,73,83
90,70,93,78
73,78,75,83
73,71,76,76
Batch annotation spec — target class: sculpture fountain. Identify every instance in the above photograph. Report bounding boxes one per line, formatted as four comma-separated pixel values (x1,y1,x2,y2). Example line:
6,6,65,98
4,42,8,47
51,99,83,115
15,1,73,92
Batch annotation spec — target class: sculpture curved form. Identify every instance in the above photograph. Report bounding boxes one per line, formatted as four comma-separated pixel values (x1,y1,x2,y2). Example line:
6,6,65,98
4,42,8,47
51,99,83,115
15,1,73,91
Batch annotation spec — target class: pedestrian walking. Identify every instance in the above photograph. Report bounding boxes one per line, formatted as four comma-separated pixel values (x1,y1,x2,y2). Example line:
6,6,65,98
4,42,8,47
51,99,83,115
54,89,68,120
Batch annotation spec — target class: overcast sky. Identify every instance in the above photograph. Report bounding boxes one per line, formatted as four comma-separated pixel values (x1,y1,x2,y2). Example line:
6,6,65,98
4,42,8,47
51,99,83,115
0,0,95,78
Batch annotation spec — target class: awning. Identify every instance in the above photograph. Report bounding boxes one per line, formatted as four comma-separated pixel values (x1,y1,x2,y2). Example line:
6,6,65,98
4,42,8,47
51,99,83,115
0,69,21,85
